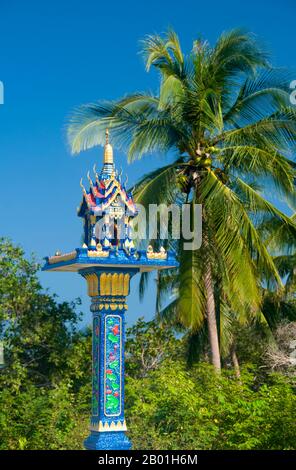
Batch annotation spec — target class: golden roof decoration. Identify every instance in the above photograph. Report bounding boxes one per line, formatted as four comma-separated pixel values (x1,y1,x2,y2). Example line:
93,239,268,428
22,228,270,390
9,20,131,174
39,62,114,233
104,128,113,165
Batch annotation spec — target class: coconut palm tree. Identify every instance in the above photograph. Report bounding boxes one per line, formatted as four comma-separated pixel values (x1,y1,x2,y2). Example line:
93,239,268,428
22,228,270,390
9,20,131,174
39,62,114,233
67,29,296,371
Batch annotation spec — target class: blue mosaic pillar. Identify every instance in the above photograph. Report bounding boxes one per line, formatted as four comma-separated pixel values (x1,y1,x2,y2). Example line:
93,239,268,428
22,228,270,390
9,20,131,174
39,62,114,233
80,267,138,450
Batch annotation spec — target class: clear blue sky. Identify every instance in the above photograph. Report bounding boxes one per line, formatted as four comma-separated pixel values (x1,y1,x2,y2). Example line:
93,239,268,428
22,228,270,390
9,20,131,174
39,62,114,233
0,0,295,326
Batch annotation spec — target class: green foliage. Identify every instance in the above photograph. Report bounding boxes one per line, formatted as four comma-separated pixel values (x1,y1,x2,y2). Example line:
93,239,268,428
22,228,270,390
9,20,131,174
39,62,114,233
126,361,296,450
0,238,90,392
0,383,89,450
0,238,91,449
126,318,296,450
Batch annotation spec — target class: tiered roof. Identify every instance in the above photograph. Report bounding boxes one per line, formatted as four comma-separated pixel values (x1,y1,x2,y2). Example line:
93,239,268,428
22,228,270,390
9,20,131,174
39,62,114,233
78,130,137,217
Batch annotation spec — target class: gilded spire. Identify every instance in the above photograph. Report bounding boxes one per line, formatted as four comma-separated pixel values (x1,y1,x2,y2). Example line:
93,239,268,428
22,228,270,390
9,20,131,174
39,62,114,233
104,129,113,164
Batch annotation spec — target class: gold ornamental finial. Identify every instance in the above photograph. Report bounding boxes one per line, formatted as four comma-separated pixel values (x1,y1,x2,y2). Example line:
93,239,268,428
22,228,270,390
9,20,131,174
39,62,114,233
104,128,113,164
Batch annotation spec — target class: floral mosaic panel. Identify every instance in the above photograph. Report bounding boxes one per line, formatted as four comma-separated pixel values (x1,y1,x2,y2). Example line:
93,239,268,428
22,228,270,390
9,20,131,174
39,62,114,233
104,315,121,416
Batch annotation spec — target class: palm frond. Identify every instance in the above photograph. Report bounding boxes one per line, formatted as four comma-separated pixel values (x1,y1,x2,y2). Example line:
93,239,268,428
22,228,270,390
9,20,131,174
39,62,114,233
139,271,150,302
178,239,205,330
224,69,293,125
200,170,282,288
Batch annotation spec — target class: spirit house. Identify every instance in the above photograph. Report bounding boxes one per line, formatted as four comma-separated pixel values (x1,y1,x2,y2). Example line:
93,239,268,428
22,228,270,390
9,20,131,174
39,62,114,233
77,130,138,251
43,130,178,450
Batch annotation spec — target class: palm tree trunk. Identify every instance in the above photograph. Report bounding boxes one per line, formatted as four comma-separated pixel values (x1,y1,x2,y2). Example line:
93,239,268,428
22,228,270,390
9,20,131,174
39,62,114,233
194,170,221,372
231,345,241,380
204,262,221,371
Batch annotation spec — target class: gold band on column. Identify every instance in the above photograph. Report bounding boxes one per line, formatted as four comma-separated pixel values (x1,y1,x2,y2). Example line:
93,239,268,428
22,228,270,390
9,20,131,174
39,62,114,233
99,273,130,296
